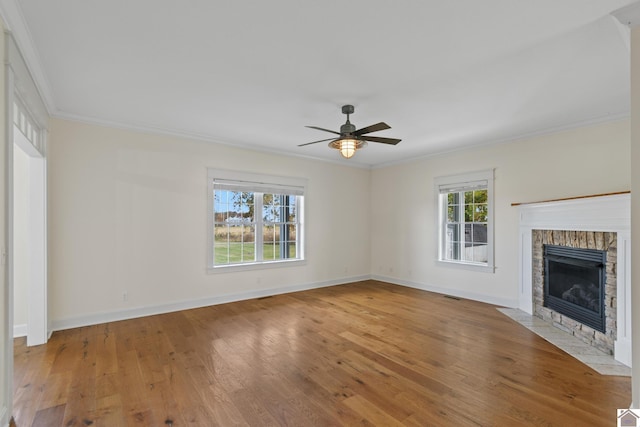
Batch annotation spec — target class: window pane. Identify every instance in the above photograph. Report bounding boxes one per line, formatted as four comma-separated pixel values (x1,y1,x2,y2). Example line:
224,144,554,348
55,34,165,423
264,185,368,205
464,191,474,204
228,225,243,262
263,224,275,243
282,224,297,259
464,203,473,222
474,204,488,222
445,238,459,261
472,244,488,263
446,223,459,241
263,193,280,222
214,190,228,222
240,192,254,221
447,205,457,222
243,226,255,244
285,195,296,222
263,225,276,260
445,223,460,260
472,224,488,244
214,224,230,264
239,241,256,263
264,244,276,260
474,190,487,204
464,223,473,245
242,238,255,262
288,224,297,243
288,206,296,222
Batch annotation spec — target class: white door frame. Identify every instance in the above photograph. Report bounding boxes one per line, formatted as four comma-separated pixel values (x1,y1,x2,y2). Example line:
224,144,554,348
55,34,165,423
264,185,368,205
12,125,47,346
5,31,49,350
2,28,50,427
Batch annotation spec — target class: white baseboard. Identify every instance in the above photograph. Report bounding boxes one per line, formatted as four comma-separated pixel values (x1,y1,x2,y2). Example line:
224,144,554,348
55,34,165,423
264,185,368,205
13,323,27,338
49,274,520,333
371,275,520,308
50,275,369,332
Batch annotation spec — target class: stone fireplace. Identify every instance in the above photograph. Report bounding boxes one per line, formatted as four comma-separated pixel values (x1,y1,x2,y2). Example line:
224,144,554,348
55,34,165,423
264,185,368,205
517,193,631,366
532,231,616,354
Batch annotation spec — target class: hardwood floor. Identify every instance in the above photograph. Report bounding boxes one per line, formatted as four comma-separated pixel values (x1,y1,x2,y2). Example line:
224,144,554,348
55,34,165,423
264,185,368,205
12,280,630,426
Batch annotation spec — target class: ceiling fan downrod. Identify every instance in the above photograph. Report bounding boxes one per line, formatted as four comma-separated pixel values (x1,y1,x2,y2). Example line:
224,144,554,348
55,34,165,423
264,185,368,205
340,105,356,134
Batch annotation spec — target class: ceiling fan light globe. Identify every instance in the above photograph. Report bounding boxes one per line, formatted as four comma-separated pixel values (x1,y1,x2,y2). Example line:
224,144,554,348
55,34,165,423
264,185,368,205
328,138,367,159
339,139,357,158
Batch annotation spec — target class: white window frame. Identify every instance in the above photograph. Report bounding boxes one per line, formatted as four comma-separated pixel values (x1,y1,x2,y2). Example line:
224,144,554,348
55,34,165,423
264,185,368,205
435,169,494,273
207,168,306,273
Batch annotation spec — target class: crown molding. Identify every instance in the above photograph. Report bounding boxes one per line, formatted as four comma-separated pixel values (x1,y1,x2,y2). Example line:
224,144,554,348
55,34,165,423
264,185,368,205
0,0,55,114
612,1,640,28
371,112,630,170
52,110,373,170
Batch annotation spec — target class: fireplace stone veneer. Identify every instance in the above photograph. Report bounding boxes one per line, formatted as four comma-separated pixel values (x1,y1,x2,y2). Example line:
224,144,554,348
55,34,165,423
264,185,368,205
533,230,616,354
517,193,631,366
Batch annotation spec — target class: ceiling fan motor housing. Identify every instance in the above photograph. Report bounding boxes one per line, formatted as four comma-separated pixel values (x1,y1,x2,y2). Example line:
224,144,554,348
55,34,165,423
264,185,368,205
341,104,355,115
340,122,356,135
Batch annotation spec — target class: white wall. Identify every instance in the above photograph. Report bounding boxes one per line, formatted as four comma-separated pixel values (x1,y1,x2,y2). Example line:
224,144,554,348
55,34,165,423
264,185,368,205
371,120,631,306
47,118,371,328
12,146,28,334
46,116,632,327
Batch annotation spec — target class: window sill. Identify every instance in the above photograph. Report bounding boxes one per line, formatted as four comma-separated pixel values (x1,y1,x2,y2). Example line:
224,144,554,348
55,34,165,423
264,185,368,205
207,259,306,274
436,259,495,273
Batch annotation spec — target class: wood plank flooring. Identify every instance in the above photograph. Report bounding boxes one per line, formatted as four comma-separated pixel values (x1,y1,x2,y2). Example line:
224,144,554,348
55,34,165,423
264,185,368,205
12,280,631,426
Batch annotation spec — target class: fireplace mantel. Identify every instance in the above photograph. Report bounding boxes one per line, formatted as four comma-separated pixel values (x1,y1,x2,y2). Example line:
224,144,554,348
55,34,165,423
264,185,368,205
518,193,631,366
511,190,630,207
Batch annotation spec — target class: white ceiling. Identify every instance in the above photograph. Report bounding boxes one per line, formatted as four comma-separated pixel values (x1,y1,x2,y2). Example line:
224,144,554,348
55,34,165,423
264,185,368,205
4,0,637,167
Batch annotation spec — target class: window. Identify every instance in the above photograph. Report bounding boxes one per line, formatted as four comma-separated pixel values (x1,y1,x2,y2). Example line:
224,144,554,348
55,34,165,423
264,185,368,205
208,169,305,270
435,170,494,272
14,97,44,155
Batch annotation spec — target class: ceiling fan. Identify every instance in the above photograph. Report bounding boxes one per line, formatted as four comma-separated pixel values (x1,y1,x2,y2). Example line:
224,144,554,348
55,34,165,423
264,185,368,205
299,105,401,159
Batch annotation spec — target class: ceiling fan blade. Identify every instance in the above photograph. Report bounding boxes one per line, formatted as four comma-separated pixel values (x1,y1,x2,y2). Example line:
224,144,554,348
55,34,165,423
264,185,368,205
354,122,391,136
360,135,402,145
305,125,341,135
298,137,338,147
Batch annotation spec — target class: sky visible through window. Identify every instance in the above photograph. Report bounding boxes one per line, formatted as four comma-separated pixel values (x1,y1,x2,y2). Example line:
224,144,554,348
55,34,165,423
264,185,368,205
214,190,297,221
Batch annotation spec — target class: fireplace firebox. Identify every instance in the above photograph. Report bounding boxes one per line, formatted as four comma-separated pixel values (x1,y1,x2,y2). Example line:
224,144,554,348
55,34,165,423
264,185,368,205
543,244,606,333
